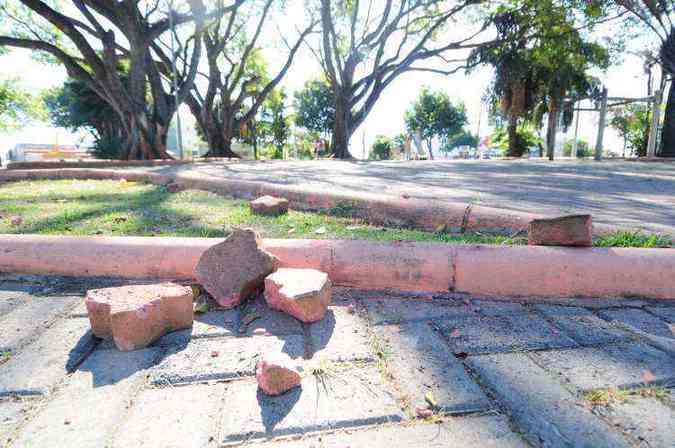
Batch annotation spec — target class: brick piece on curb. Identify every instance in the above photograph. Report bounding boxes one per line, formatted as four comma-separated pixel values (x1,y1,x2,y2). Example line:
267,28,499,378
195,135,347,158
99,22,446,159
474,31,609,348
528,214,592,247
86,283,193,351
374,322,490,415
265,268,332,323
196,228,277,309
467,352,631,447
250,195,289,216
256,353,302,396
220,366,403,445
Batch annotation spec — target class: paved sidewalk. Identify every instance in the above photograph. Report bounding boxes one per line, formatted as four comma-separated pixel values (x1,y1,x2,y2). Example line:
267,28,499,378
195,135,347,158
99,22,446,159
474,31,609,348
1,275,674,447
129,159,675,235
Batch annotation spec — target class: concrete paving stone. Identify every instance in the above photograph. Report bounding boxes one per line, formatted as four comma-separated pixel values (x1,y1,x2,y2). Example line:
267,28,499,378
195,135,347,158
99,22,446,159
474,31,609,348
646,306,675,324
0,317,96,397
113,383,225,448
0,283,33,317
254,415,525,447
0,295,81,352
472,300,526,316
11,347,160,448
240,296,305,336
373,322,490,415
156,309,240,346
599,308,674,340
467,352,631,448
435,313,578,355
533,305,632,345
308,305,372,362
0,396,37,442
220,366,404,446
531,342,675,391
363,297,475,326
151,335,305,386
594,393,675,448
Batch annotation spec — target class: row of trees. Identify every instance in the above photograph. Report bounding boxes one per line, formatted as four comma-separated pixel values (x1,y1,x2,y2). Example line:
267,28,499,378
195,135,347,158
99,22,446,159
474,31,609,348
1,1,674,159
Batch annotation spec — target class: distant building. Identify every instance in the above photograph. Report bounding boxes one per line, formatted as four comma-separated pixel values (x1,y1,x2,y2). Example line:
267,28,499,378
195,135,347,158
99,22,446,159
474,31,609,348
9,143,92,162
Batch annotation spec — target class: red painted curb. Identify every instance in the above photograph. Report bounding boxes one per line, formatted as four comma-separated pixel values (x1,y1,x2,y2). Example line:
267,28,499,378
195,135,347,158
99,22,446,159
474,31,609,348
0,234,672,300
0,168,635,237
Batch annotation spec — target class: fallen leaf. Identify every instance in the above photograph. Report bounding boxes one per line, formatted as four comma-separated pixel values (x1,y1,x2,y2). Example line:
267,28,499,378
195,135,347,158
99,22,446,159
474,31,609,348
10,216,22,226
314,226,327,234
449,328,462,338
424,391,438,408
113,216,128,223
193,296,210,314
241,312,261,326
401,193,410,199
643,370,657,384
210,351,219,358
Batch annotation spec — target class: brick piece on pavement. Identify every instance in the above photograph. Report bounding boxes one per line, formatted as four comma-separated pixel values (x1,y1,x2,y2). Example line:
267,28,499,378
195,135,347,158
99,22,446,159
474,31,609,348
220,366,403,446
256,353,302,396
467,352,631,447
196,228,277,308
250,195,289,216
265,268,332,323
531,342,675,390
374,322,490,415
528,214,593,246
86,282,193,351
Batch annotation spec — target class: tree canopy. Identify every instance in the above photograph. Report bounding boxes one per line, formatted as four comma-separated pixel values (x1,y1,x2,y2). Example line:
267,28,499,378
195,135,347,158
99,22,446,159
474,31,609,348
0,77,45,131
404,87,468,159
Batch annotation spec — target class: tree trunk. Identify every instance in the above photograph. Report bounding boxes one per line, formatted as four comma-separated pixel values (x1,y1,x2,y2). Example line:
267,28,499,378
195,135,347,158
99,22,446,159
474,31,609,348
203,122,240,158
659,83,675,157
506,115,525,157
331,96,352,159
546,99,560,161
426,140,435,160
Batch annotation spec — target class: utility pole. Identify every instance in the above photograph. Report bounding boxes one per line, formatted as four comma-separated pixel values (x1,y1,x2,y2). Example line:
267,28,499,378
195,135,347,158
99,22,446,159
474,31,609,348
168,0,184,160
594,87,608,161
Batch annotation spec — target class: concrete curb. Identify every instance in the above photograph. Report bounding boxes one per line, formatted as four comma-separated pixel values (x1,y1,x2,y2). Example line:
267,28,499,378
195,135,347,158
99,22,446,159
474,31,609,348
0,168,633,237
0,234,672,300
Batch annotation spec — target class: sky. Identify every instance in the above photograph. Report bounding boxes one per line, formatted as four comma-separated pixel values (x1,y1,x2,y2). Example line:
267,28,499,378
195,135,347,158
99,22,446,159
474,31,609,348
0,3,661,159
